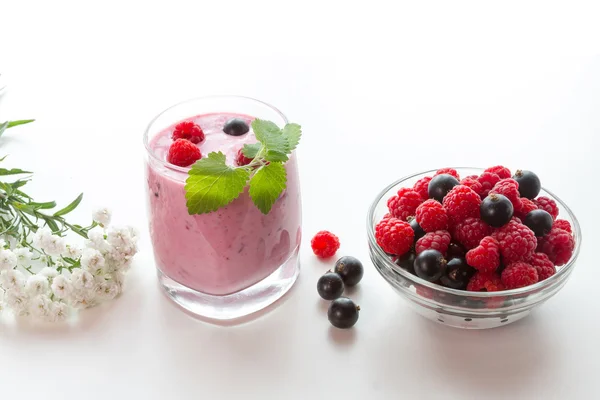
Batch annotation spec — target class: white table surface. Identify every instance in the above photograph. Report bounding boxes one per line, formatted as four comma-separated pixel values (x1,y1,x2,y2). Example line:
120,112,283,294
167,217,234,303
1,1,598,399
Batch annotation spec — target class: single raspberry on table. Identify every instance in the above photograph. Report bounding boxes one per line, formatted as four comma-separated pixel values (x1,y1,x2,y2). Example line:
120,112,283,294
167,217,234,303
493,220,537,264
235,148,253,166
534,196,559,220
489,178,522,212
459,176,483,196
167,139,202,167
477,172,501,197
529,252,556,281
387,188,423,221
413,176,432,200
435,168,460,180
415,199,449,232
311,230,340,258
537,227,574,266
501,262,539,289
553,219,572,233
172,121,205,143
452,217,492,249
515,197,537,220
442,185,482,224
415,230,451,255
484,165,511,179
375,217,414,255
466,236,500,273
467,272,505,292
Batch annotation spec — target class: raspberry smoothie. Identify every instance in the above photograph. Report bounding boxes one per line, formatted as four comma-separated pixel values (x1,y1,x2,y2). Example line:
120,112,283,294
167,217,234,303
146,113,302,296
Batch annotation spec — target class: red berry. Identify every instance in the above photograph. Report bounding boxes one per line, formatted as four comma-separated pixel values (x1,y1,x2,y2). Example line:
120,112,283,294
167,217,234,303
489,178,522,212
515,197,537,220
442,185,482,224
387,188,423,221
375,217,414,255
452,217,492,249
501,262,539,289
477,172,501,197
484,165,511,179
310,231,340,258
167,139,202,167
537,227,574,266
466,236,500,273
467,272,505,292
493,220,537,264
534,196,559,220
235,148,253,166
529,252,556,281
415,230,451,255
415,199,449,232
459,176,483,196
172,121,205,144
435,168,460,180
553,219,572,233
413,176,432,200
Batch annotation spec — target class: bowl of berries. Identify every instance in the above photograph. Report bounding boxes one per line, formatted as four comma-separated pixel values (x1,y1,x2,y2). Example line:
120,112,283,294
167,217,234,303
367,166,581,329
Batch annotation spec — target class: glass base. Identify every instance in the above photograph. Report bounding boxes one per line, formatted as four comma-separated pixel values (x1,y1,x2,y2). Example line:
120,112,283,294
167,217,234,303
158,253,300,321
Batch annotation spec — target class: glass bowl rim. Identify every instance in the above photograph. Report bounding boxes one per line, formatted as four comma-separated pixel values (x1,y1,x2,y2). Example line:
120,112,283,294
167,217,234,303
366,166,582,298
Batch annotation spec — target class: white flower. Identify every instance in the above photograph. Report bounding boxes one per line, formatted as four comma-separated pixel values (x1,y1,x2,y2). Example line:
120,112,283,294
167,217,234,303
0,269,26,290
69,289,96,309
29,294,52,318
32,227,52,248
39,267,59,280
48,301,69,322
0,239,6,248
0,249,17,271
0,289,4,312
13,247,33,267
94,277,119,300
86,226,109,252
25,275,50,296
106,226,134,249
70,269,94,291
4,288,29,316
51,275,72,299
80,248,106,275
43,235,67,256
92,207,112,226
63,244,82,259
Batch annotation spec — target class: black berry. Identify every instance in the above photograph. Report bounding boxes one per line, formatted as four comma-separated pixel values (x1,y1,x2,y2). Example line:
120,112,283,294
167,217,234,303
513,170,541,199
223,118,250,136
395,252,416,274
428,174,460,202
328,297,360,329
439,258,475,290
414,249,447,282
524,209,553,236
334,256,364,286
317,272,344,300
408,216,426,241
447,242,466,259
480,193,514,227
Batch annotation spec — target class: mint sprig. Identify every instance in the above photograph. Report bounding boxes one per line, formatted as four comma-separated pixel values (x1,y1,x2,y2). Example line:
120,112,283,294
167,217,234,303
184,119,301,215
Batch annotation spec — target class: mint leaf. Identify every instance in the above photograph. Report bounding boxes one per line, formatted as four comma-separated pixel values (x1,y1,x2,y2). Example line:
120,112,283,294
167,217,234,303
264,150,289,162
242,143,261,159
252,119,289,158
282,123,301,152
248,162,287,214
185,152,249,214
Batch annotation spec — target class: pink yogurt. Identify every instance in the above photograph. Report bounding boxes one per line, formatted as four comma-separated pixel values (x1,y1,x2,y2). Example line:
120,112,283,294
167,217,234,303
146,113,301,295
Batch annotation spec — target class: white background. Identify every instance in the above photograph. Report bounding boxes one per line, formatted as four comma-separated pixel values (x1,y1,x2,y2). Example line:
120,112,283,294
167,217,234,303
1,1,599,399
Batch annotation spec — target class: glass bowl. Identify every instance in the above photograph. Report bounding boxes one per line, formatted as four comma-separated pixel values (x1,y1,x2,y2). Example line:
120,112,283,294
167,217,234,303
367,167,581,329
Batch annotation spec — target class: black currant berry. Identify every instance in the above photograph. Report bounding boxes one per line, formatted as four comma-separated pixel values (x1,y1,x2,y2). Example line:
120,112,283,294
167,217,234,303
513,170,541,200
408,216,426,241
524,209,553,236
480,193,514,227
334,256,364,286
428,174,460,202
328,297,360,329
396,252,416,274
439,258,476,290
414,249,447,282
223,118,250,136
446,242,466,259
317,272,344,300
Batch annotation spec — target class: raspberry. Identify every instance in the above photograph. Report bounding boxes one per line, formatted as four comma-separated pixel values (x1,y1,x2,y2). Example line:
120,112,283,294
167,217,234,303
534,196,559,220
493,221,537,264
459,176,483,196
553,219,572,233
537,227,574,266
415,230,451,255
167,139,202,167
413,176,432,200
442,185,481,224
477,172,501,197
235,148,253,166
501,262,539,289
375,217,414,255
484,165,511,179
489,178,522,212
387,188,423,221
452,217,492,249
467,272,505,292
529,252,556,281
466,236,500,273
310,230,340,258
415,199,448,232
172,121,205,144
435,168,460,180
515,197,537,220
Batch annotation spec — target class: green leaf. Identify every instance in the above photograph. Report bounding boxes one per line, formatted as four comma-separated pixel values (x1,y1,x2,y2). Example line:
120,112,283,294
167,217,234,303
0,155,8,162
252,119,289,156
242,143,261,159
43,217,60,233
53,193,83,216
282,123,301,152
264,150,289,162
0,168,32,176
185,152,250,215
29,201,57,210
11,179,29,189
248,162,287,214
7,119,35,128
0,122,8,139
